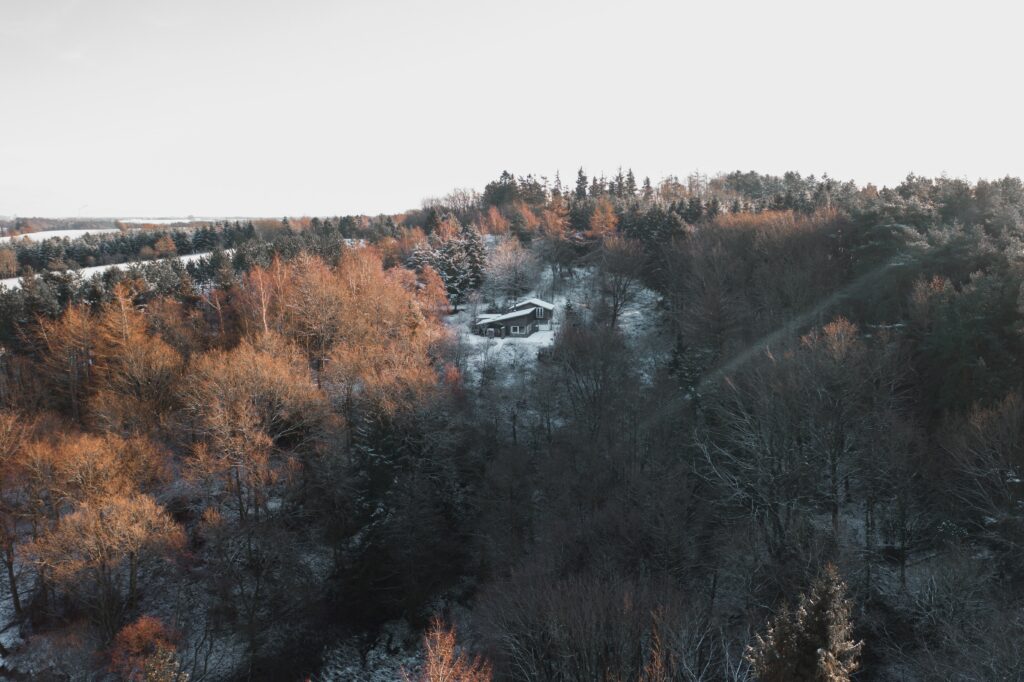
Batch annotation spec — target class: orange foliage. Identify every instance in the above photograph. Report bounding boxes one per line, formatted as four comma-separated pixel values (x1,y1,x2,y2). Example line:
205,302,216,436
110,615,178,681
478,206,509,235
406,618,492,682
0,248,16,277
153,235,177,258
36,303,95,420
435,215,463,242
181,332,328,518
513,201,540,234
588,197,618,238
801,316,863,363
90,285,183,432
540,195,570,239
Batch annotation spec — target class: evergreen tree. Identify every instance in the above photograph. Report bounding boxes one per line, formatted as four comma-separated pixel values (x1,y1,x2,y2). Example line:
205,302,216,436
642,176,654,201
625,169,638,197
575,168,589,200
706,196,722,220
460,222,486,291
424,208,442,234
747,564,863,682
683,196,704,223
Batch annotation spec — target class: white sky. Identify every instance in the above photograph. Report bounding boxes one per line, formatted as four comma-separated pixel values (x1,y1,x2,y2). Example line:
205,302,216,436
1,0,1022,218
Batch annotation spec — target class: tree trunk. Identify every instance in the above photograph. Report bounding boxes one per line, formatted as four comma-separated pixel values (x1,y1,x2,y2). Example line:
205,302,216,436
3,538,20,617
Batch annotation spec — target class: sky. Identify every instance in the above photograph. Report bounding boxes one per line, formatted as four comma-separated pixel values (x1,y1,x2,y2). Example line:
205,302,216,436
1,0,1023,218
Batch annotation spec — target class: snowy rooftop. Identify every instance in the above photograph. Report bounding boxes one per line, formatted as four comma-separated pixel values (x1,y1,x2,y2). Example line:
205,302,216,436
475,308,542,325
513,298,555,310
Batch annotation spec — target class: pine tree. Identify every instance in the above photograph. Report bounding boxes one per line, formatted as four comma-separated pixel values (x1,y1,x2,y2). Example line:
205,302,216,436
642,176,654,201
706,196,722,220
575,168,589,200
425,208,442,234
747,564,863,682
460,222,486,291
625,169,638,197
683,196,704,223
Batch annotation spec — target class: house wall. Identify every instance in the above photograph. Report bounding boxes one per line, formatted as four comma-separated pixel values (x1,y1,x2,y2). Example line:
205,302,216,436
477,312,538,337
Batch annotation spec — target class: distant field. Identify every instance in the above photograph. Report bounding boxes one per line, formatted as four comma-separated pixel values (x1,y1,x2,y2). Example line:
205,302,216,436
0,250,228,290
0,228,121,243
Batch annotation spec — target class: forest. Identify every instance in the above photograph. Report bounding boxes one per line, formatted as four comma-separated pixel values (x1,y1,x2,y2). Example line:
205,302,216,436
1,168,1024,681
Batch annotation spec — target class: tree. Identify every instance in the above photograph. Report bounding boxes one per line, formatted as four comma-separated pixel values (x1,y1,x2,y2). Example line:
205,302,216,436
484,239,540,306
575,168,589,200
460,222,486,291
747,564,862,682
405,618,492,682
596,236,646,329
478,206,509,235
625,169,638,197
0,248,17,277
110,615,187,682
90,284,183,433
153,236,177,259
181,333,327,522
35,302,95,421
0,410,32,616
588,197,619,238
642,176,654,201
482,171,518,208
31,494,184,640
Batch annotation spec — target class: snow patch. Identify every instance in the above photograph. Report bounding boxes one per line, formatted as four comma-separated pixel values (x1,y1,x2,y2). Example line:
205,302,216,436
0,228,120,243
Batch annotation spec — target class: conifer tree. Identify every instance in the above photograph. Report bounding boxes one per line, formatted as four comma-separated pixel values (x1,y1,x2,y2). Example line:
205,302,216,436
460,222,486,291
575,168,589,200
706,196,722,219
425,208,442,234
642,176,654,201
747,564,863,682
625,169,638,197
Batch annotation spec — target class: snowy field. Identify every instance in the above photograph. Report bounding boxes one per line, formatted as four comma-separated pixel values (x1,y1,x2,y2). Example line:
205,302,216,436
116,218,210,225
0,228,120,243
0,250,229,291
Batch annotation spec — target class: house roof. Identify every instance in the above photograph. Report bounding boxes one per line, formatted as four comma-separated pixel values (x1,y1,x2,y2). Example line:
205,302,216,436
474,309,538,326
512,298,555,311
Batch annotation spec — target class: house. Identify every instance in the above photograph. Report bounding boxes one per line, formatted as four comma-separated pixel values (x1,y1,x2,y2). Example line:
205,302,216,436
473,298,554,338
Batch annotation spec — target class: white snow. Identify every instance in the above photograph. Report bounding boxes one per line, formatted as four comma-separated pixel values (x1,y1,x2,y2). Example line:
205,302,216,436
116,218,208,225
0,250,232,291
512,297,555,311
0,228,120,243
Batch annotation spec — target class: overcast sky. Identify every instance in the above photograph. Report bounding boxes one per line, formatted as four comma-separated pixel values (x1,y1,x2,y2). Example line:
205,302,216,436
1,0,1021,217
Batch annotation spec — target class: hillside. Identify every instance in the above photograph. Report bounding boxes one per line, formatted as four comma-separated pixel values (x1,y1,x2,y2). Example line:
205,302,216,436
1,171,1023,680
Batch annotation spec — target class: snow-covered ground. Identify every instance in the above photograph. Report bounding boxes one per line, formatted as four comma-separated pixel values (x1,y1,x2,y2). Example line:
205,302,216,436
0,228,120,243
0,250,230,291
116,218,209,225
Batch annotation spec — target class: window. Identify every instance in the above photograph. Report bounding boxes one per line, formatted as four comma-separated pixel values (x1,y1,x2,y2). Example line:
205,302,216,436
511,326,521,334
536,307,545,319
